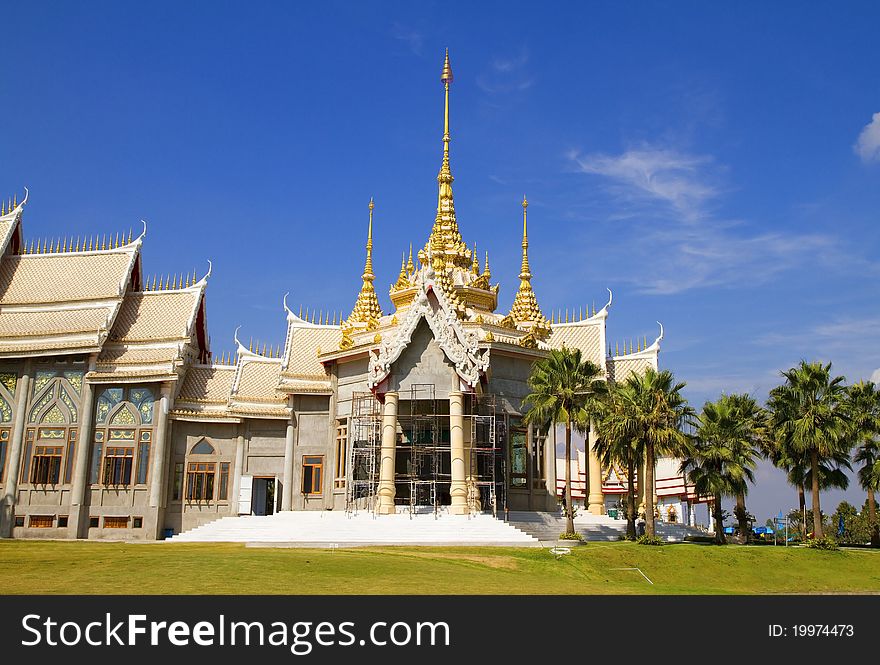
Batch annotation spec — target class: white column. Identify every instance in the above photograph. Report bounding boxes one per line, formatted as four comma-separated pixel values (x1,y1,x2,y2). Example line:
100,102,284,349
376,391,398,515
230,431,245,515
148,384,171,507
68,379,96,537
449,390,468,515
281,417,295,511
587,422,604,515
544,424,557,510
2,365,31,537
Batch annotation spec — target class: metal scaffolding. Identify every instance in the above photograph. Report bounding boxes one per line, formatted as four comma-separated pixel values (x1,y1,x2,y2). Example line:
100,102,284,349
467,393,501,517
345,391,381,514
345,386,501,517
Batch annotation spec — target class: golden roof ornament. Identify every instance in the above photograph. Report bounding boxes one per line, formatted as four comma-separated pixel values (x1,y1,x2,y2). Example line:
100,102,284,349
508,195,549,334
345,198,384,327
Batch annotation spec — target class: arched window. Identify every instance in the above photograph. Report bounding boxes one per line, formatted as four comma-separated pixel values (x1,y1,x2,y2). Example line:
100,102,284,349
176,437,229,503
22,367,83,486
90,386,155,487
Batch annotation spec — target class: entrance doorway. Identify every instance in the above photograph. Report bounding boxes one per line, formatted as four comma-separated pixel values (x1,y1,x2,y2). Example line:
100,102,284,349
251,477,276,516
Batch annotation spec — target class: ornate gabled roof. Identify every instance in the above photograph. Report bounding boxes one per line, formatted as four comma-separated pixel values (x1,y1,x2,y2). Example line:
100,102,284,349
89,266,210,381
0,242,139,305
605,322,663,382
546,289,613,367
0,190,25,259
508,196,549,335
368,267,489,389
170,363,240,421
279,294,340,393
0,218,143,358
228,340,289,418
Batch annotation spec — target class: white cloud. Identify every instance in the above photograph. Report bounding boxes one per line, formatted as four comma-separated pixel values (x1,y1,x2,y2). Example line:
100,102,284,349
571,148,717,224
871,368,880,383
568,145,836,294
477,48,534,94
390,23,423,56
854,112,880,163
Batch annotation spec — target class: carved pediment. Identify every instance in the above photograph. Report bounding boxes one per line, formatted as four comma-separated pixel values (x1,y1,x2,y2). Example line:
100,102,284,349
368,271,489,389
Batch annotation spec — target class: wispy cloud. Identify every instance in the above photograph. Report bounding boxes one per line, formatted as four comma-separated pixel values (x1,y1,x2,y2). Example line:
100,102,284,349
854,111,880,163
753,315,880,385
476,47,534,94
390,23,423,56
571,148,717,224
568,145,837,295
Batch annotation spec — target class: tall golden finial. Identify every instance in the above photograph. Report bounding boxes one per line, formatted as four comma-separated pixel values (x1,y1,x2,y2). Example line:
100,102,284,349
12,194,17,208
1,200,5,215
114,232,119,248
128,228,133,244
420,48,471,312
644,335,648,351
298,304,303,318
471,243,479,275
27,238,34,254
345,199,384,326
483,251,491,279
616,341,619,356
509,195,548,330
406,244,415,276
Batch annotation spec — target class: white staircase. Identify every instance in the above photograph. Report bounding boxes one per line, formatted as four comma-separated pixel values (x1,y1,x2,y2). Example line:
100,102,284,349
166,510,541,547
508,510,707,542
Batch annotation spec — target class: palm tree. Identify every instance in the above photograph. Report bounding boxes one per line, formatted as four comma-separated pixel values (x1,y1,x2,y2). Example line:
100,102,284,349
593,381,644,539
682,395,758,544
768,446,851,539
726,394,767,543
767,361,850,539
522,347,604,536
607,367,693,538
847,381,880,547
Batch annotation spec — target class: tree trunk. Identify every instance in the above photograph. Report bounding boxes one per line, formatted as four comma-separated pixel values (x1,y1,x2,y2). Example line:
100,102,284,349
797,484,806,539
645,442,655,538
626,455,636,540
868,491,879,548
735,492,749,544
810,449,823,539
714,496,726,544
564,418,574,536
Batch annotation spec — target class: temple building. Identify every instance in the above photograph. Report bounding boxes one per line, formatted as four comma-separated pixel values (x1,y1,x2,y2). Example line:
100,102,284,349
0,53,685,541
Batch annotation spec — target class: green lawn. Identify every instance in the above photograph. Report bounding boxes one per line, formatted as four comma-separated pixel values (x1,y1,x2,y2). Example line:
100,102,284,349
1,540,878,594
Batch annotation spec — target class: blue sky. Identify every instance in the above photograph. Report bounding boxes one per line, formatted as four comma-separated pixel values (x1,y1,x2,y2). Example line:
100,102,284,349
3,2,879,523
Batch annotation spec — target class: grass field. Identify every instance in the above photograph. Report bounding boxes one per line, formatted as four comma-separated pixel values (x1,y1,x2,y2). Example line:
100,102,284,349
1,540,878,595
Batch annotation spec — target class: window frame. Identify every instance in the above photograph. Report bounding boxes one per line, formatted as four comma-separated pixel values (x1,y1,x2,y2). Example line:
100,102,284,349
302,455,324,495
334,420,348,490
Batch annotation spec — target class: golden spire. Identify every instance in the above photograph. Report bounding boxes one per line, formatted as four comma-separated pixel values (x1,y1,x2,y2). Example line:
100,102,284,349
345,199,384,326
421,50,470,312
508,195,548,332
406,244,415,276
471,243,479,275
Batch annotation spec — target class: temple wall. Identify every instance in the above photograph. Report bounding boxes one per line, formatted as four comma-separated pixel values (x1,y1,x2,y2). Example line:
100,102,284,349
290,395,332,511
388,320,458,399
335,357,369,419
165,419,242,535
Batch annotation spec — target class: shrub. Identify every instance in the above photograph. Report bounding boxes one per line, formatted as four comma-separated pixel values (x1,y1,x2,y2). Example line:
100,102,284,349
637,535,664,546
559,531,584,541
804,536,839,551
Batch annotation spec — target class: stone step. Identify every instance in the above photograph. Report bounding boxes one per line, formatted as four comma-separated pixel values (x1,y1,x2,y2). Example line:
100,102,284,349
167,511,541,547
